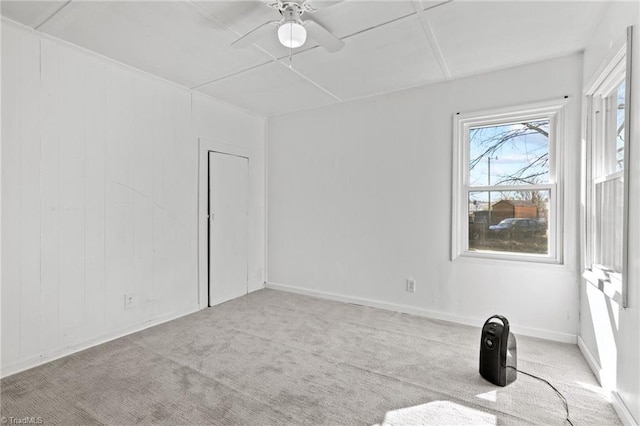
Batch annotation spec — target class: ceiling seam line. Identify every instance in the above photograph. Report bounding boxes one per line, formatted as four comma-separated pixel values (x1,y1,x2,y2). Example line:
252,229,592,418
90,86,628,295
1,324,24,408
278,62,343,102
326,1,449,43
412,1,451,80
339,11,418,41
35,0,72,30
191,60,275,90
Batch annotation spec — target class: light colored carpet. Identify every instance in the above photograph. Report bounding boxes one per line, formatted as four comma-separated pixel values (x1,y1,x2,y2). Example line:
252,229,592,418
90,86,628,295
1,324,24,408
1,288,620,425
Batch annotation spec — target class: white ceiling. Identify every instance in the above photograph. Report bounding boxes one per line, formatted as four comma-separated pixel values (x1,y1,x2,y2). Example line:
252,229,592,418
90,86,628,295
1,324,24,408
2,0,610,116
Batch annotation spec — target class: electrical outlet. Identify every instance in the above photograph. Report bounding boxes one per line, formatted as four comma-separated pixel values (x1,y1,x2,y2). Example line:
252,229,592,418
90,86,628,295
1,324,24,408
124,293,139,310
406,278,416,293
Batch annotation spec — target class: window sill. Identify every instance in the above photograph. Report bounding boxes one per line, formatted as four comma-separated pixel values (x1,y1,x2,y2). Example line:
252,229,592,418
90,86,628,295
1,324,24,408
582,267,623,305
455,250,563,268
457,250,562,265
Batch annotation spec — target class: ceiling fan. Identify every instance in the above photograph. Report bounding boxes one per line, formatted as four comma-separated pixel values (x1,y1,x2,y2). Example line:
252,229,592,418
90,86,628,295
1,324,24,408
231,0,345,53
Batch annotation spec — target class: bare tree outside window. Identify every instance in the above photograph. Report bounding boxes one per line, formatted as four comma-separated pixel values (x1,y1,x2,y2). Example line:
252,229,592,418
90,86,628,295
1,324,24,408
467,120,550,254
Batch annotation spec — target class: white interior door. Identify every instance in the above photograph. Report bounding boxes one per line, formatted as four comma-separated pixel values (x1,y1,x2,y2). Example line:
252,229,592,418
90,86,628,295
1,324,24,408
209,151,248,306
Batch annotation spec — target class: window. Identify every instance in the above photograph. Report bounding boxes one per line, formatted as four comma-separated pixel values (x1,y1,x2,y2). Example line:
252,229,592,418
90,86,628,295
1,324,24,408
452,100,568,263
584,30,631,307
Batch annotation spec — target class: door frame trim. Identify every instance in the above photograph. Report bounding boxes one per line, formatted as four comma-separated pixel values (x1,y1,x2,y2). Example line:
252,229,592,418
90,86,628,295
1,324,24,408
197,138,250,310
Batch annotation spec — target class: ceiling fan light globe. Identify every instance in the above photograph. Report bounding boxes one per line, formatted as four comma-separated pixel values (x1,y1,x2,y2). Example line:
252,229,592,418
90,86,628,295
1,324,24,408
277,22,307,48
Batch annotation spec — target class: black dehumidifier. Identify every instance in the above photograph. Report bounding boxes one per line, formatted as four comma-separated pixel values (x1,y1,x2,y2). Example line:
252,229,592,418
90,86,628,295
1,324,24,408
479,315,517,386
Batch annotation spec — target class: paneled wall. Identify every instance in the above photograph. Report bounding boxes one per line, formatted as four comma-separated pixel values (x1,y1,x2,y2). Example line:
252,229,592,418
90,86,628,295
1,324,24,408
1,21,265,377
2,21,42,365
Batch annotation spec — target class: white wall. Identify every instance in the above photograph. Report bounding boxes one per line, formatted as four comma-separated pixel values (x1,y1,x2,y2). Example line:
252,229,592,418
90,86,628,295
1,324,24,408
1,20,265,377
579,2,640,424
267,53,583,343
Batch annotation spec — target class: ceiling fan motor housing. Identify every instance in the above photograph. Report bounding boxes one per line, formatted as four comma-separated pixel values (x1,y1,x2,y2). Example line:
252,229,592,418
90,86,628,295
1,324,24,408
279,2,306,25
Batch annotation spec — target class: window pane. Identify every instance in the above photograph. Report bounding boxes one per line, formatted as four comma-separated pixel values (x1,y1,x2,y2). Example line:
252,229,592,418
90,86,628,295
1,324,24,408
468,190,549,255
595,177,624,271
469,120,550,186
616,81,625,171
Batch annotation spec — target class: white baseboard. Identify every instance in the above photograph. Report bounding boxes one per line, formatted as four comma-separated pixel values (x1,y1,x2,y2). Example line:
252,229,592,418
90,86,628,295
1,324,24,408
577,336,638,425
612,391,639,426
1,305,200,379
265,282,578,344
577,335,607,387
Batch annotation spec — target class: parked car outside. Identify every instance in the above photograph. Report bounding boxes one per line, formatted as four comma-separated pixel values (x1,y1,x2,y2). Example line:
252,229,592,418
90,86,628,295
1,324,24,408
488,218,544,239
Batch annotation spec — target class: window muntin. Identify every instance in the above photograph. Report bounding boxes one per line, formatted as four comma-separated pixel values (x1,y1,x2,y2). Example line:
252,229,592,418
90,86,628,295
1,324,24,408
587,63,627,293
452,100,566,263
615,81,625,171
594,177,624,271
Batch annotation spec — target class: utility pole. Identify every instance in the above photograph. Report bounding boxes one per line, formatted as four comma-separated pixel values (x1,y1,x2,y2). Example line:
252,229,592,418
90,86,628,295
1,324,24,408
488,156,498,225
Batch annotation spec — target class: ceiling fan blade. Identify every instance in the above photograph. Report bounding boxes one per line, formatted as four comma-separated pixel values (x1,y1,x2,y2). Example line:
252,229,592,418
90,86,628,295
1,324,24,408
231,20,279,48
311,0,345,9
304,18,344,53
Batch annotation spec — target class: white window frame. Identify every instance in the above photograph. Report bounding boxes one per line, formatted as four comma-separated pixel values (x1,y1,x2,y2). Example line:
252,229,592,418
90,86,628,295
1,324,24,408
582,30,632,307
452,100,568,263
